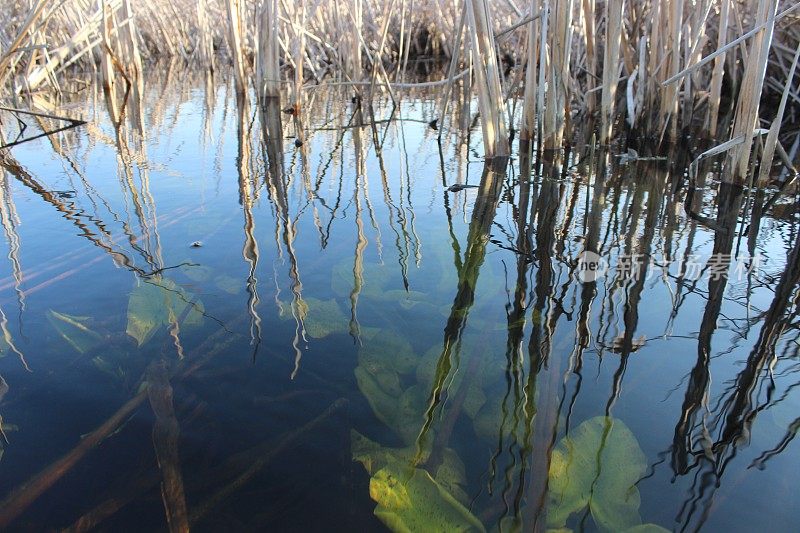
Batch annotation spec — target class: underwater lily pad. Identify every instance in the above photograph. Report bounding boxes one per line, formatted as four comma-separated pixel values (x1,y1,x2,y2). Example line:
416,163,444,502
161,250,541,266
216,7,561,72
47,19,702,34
472,394,505,442
359,330,417,376
126,279,204,346
396,385,427,445
214,274,241,294
331,259,391,298
127,283,170,346
352,431,477,529
416,344,486,421
180,262,213,282
369,463,485,533
278,298,349,339
356,366,400,431
547,417,646,532
303,298,349,338
378,290,430,310
46,310,103,354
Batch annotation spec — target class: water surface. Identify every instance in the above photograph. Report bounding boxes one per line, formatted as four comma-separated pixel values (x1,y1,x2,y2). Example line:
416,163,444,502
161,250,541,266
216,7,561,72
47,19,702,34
0,68,799,532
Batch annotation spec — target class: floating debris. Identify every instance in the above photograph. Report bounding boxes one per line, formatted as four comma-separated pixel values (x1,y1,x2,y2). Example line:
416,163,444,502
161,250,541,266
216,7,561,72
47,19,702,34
447,184,478,193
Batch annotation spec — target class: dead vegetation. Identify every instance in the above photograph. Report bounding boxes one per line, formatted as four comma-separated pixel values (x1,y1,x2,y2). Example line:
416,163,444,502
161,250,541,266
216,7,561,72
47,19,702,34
0,0,798,181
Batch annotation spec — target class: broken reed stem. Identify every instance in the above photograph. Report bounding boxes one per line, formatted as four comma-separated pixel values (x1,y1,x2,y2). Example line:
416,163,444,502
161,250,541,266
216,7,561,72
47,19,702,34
520,0,538,143
188,398,348,525
756,39,800,188
0,0,50,89
225,0,247,94
543,0,573,149
466,0,509,158
725,0,779,184
147,361,190,533
0,390,148,530
0,321,243,530
581,0,597,116
257,0,281,102
292,0,306,111
600,0,622,144
706,0,730,136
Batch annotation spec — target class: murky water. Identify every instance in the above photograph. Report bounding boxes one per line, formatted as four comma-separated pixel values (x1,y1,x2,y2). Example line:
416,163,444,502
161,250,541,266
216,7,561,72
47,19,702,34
0,67,798,532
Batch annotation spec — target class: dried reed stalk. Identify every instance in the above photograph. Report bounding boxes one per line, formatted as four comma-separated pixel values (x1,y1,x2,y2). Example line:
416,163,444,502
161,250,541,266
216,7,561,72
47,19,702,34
706,0,730,136
542,0,573,149
725,0,779,184
257,0,281,102
520,0,539,143
466,0,509,158
225,0,247,94
600,0,622,143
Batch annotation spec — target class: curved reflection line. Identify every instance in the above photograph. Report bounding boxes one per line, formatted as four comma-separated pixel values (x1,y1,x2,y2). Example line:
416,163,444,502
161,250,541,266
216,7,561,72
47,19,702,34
415,158,507,463
237,94,262,361
0,172,25,323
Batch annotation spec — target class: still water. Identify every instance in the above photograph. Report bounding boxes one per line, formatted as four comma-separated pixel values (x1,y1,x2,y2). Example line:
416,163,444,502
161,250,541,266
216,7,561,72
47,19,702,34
0,68,798,532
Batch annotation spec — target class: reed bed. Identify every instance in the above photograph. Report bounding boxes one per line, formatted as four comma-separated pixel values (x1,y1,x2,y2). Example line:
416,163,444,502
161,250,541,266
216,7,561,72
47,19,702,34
0,0,799,182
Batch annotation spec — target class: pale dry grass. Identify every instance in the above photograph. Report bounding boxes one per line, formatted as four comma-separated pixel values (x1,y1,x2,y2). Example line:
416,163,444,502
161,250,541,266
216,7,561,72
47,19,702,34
0,0,798,178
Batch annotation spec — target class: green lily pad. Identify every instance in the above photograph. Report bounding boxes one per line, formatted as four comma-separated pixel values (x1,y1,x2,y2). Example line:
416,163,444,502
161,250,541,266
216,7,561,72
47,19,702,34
370,463,485,533
472,394,505,442
352,431,479,530
126,279,204,346
416,344,486,421
359,330,417,376
396,384,427,445
304,298,349,338
547,417,646,532
181,263,213,282
278,298,349,339
623,525,671,533
331,259,392,298
353,431,464,489
214,274,241,294
356,366,400,431
46,310,103,353
435,448,470,505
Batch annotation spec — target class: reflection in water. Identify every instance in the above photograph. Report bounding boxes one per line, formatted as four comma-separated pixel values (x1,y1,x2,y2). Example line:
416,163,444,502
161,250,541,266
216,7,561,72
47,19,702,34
0,71,798,531
236,93,262,361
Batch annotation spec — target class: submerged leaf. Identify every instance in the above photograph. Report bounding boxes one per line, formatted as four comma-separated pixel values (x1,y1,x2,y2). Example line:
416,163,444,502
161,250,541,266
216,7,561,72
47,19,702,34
359,330,417,376
547,417,646,532
351,431,469,506
92,355,126,380
395,385,427,445
181,263,213,282
355,366,400,431
214,274,241,294
278,298,348,339
623,525,671,533
46,310,103,354
369,463,485,533
0,375,7,403
303,298,348,338
331,259,390,298
127,283,168,346
126,279,204,346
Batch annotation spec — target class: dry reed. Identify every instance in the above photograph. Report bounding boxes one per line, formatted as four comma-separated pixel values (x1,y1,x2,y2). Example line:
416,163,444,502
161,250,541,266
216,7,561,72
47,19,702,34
0,0,798,181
